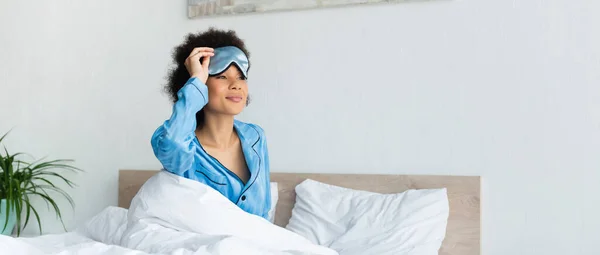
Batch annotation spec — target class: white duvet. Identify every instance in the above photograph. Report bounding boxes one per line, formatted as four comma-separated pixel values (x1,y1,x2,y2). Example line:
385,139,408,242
0,171,338,255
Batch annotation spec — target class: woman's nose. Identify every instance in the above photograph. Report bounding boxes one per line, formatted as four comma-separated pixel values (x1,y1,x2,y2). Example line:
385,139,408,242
230,81,243,90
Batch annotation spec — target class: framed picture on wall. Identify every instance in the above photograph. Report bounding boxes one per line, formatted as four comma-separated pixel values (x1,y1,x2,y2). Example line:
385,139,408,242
188,0,421,18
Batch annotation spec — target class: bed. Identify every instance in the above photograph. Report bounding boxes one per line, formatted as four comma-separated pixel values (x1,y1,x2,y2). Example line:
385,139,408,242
118,170,481,255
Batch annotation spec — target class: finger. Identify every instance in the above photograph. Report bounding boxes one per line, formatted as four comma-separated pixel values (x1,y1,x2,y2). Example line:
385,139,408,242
201,55,211,70
188,51,215,61
188,47,214,57
194,47,214,52
189,51,214,63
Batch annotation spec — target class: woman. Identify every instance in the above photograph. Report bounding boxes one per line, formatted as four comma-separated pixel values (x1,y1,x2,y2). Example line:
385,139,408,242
150,28,271,220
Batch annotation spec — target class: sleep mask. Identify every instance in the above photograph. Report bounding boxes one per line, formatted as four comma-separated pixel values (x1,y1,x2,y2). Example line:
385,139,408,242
207,46,249,78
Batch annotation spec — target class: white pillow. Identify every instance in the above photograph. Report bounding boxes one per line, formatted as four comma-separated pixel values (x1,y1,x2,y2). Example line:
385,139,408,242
76,206,128,245
285,179,449,255
268,182,279,223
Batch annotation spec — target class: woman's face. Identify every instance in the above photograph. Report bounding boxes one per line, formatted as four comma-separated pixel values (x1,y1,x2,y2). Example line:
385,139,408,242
204,65,248,116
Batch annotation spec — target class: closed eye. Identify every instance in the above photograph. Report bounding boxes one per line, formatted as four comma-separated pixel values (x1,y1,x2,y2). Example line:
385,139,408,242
214,75,246,80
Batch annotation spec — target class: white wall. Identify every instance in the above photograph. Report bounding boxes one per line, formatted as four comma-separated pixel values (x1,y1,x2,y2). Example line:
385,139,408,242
1,0,599,254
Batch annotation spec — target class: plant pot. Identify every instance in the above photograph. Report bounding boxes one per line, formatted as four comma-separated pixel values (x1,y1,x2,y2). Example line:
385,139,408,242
0,199,16,236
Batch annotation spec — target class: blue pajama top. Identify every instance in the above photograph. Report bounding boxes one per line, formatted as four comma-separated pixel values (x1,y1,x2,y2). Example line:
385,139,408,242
150,77,271,220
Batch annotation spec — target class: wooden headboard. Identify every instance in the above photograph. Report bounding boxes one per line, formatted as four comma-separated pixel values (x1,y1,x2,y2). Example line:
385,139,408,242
118,170,480,255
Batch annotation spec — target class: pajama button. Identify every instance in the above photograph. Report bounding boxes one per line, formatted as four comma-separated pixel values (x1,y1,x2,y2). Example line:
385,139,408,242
241,195,246,201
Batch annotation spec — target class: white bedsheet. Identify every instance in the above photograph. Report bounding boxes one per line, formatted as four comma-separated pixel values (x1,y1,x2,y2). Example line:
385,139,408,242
0,171,338,255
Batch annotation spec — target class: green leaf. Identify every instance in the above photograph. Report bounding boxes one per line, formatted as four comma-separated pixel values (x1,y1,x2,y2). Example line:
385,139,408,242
32,177,56,188
2,197,11,233
29,160,82,174
22,194,31,230
0,130,9,144
22,197,42,235
31,185,75,209
27,190,68,231
32,171,77,188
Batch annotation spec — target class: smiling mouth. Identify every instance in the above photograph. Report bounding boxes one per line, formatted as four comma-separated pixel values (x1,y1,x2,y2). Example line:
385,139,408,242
226,96,243,103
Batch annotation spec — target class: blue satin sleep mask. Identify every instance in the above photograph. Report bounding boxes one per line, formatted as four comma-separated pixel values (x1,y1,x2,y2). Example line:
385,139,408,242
207,46,249,78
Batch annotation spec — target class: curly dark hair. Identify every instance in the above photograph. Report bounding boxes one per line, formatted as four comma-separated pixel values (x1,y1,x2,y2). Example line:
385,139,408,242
164,27,251,128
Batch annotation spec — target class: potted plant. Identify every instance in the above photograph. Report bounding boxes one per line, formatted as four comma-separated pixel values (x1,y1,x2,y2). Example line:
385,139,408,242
0,131,82,236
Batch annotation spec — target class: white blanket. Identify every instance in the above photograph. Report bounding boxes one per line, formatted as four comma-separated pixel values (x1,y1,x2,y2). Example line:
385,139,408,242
0,171,338,255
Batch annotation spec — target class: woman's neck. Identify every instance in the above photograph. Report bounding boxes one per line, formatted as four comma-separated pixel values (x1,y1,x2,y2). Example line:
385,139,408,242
196,113,236,150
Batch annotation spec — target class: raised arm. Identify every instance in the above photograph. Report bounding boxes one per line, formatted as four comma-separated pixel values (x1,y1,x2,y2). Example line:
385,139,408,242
150,47,215,176
151,77,207,175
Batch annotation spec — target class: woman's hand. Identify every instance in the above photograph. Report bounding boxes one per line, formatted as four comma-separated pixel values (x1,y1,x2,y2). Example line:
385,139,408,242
185,47,215,84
